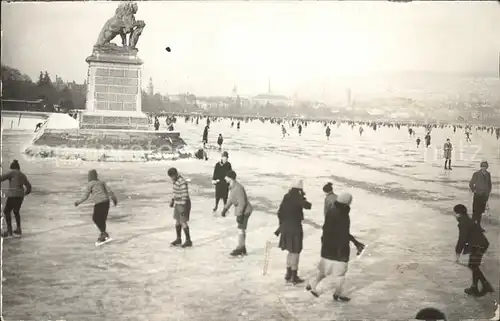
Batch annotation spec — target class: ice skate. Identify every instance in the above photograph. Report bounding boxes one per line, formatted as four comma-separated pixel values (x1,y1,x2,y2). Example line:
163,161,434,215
230,246,247,257
181,240,192,248
171,239,182,246
333,294,351,302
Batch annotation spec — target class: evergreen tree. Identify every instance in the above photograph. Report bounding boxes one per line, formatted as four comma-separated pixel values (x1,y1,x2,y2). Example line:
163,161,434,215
37,71,44,86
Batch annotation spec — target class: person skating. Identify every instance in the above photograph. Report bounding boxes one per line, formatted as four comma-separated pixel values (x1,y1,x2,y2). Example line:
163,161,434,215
468,161,492,232
1,160,32,238
443,138,453,170
217,134,224,151
425,132,431,148
416,137,421,148
454,204,494,297
74,169,117,244
305,192,365,302
220,170,253,256
326,126,331,140
168,168,192,248
212,151,232,212
298,124,302,136
202,125,209,148
275,180,312,285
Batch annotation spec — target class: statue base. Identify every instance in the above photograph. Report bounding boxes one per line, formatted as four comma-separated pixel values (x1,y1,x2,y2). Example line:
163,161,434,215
24,128,192,162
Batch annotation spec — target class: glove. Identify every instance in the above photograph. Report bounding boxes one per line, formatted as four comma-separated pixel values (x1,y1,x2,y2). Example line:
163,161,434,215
169,199,175,208
274,227,281,237
212,180,219,185
112,199,118,206
356,243,365,255
236,215,244,224
74,201,80,207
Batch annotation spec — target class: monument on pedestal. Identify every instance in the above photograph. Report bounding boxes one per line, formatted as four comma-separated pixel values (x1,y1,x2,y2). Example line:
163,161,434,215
24,2,191,162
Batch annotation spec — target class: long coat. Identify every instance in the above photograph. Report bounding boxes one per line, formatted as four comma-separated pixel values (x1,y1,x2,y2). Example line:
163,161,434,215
277,188,312,253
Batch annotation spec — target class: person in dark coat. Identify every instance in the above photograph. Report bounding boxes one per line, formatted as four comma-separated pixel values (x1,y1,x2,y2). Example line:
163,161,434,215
212,151,232,212
275,180,312,285
217,134,224,150
202,125,209,147
454,204,494,297
306,192,365,302
468,161,492,232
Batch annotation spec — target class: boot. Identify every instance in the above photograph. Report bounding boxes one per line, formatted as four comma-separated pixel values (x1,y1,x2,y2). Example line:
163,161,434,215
464,286,480,296
13,228,22,236
478,282,495,296
230,246,247,256
285,267,292,282
171,225,182,246
333,294,351,302
181,227,192,248
291,270,304,285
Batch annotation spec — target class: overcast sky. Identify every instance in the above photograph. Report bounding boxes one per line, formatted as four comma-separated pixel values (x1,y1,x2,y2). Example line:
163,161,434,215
2,1,499,98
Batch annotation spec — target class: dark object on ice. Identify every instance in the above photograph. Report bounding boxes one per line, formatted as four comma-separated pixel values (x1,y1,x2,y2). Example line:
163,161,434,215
165,47,171,52
415,307,447,320
230,246,247,256
194,148,208,160
333,294,350,302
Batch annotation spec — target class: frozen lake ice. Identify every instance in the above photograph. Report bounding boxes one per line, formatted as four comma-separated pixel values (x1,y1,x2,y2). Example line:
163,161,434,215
1,118,499,320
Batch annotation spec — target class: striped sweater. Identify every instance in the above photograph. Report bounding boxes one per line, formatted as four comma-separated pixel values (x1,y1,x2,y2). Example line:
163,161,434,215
78,180,117,205
172,175,190,205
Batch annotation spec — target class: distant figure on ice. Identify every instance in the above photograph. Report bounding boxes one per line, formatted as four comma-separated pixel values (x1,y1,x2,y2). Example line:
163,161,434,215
202,125,209,148
275,180,312,285
281,125,288,138
424,132,431,148
416,137,421,148
154,117,160,131
469,161,492,232
168,123,174,131
217,134,224,150
34,122,43,132
454,204,494,297
237,121,240,130
231,121,234,128
74,169,117,245
298,124,302,136
194,145,208,161
221,170,253,257
443,138,453,170
358,126,364,136
212,151,232,213
168,168,192,248
408,128,413,137
306,192,365,302
325,126,331,140
1,160,32,238
465,131,471,143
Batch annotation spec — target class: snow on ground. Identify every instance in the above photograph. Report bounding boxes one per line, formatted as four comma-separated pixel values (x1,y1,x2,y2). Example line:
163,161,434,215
1,119,499,321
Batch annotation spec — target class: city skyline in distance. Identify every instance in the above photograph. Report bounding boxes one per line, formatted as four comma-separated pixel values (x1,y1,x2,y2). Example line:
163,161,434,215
2,1,499,101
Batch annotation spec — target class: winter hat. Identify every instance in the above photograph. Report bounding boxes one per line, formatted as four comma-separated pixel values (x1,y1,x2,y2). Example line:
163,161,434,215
415,307,447,321
10,159,20,170
480,160,489,168
291,180,303,190
88,169,98,181
226,170,237,180
222,151,229,158
453,204,467,216
336,192,353,205
322,182,333,193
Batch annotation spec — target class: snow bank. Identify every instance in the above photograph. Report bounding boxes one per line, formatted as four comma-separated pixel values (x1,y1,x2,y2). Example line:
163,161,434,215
44,113,79,129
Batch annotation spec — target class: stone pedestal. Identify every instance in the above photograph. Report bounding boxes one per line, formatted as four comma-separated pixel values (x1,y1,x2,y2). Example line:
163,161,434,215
80,45,149,130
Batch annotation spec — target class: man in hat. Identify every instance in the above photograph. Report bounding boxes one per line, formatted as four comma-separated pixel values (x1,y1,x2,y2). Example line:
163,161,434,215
306,192,365,302
469,161,492,232
212,151,232,213
443,138,453,170
221,170,253,256
168,167,192,248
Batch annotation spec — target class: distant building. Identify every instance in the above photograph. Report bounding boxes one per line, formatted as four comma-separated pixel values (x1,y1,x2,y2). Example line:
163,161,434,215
251,78,293,108
1,98,45,111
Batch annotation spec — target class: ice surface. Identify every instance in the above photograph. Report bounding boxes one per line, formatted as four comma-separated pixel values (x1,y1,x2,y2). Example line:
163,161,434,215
1,119,499,321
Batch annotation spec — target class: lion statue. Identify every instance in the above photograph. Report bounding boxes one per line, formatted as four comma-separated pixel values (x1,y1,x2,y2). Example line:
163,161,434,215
95,1,146,50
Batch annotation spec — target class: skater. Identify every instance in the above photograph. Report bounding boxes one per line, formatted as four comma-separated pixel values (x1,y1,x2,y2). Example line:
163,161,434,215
465,131,471,143
74,169,117,244
212,151,232,212
34,122,43,132
358,126,364,136
202,125,209,148
298,124,302,136
281,125,287,138
217,134,224,150
275,180,312,285
194,145,208,161
325,126,331,140
454,204,494,297
220,170,253,256
468,161,492,232
323,182,337,216
168,168,192,248
306,192,365,301
443,138,453,170
154,117,160,131
1,160,32,238
237,121,240,130
416,137,421,148
425,132,431,148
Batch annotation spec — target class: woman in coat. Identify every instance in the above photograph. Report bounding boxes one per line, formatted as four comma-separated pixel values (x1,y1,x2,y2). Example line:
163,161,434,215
276,180,312,284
